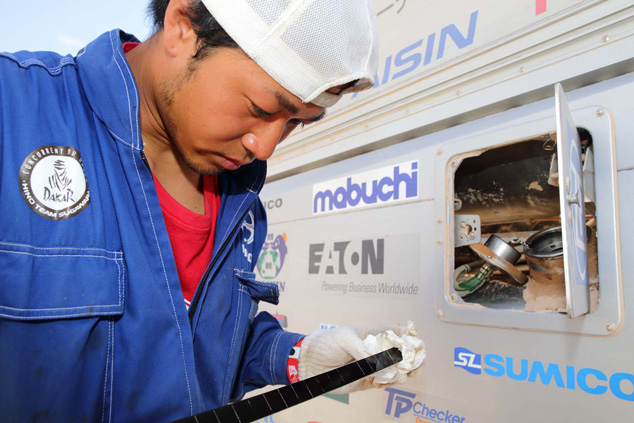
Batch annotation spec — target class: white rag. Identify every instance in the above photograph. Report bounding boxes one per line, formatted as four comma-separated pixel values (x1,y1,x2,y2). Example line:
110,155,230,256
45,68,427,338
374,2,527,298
362,321,426,385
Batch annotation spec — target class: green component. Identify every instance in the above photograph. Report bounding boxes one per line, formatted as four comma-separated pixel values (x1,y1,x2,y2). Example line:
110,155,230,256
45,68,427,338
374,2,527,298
455,263,494,297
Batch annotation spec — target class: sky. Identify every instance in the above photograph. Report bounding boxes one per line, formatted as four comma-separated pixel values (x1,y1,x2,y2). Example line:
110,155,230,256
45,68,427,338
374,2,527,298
0,0,153,55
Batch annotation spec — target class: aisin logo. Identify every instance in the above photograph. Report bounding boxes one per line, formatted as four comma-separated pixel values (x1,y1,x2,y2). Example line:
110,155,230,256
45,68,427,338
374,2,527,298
257,232,288,280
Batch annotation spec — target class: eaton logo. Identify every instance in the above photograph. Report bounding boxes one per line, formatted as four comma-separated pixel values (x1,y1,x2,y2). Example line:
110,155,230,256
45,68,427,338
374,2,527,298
454,347,634,402
385,387,466,422
312,161,418,215
308,238,384,275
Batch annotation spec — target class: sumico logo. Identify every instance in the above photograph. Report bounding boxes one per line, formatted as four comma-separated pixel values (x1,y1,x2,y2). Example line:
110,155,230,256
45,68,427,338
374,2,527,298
312,160,418,215
454,347,634,402
385,388,466,422
263,197,283,210
454,347,482,375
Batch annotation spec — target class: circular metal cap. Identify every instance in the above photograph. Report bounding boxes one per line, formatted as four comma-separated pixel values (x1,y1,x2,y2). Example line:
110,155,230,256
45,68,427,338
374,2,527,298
470,236,528,285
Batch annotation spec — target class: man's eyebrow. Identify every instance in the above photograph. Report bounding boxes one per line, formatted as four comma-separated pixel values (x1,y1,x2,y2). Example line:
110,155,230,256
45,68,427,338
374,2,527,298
275,91,299,115
274,91,326,122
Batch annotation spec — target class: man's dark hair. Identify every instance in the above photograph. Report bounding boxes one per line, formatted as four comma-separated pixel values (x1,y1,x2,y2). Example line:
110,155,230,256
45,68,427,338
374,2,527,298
148,0,240,60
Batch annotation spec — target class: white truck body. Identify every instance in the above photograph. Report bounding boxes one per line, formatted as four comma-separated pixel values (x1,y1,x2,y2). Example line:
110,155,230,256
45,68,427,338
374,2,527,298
250,1,634,422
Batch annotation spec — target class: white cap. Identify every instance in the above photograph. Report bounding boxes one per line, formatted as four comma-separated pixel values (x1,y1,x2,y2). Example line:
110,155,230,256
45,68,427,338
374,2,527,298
200,0,379,107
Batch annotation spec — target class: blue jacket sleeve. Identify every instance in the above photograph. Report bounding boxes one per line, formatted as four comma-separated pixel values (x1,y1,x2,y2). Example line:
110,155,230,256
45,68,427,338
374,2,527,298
231,312,304,400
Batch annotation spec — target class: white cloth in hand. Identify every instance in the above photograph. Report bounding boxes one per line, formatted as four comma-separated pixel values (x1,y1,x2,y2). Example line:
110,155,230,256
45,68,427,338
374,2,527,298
297,322,425,394
362,321,425,385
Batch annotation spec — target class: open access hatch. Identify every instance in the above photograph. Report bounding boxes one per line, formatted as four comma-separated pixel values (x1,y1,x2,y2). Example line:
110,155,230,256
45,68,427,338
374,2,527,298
434,84,622,335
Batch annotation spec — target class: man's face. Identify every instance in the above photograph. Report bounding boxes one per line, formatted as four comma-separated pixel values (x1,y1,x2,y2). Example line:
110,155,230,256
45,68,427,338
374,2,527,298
156,48,326,176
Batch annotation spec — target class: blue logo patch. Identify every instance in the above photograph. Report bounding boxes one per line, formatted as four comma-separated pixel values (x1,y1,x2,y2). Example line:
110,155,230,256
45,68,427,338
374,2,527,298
454,347,482,375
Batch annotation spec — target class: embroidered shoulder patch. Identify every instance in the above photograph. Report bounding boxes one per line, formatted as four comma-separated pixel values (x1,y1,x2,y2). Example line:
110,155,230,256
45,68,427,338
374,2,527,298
19,146,91,220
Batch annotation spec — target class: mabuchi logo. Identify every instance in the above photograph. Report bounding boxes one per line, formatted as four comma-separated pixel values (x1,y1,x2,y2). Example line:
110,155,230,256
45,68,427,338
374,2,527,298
19,146,90,220
312,161,418,215
454,347,634,402
308,238,384,275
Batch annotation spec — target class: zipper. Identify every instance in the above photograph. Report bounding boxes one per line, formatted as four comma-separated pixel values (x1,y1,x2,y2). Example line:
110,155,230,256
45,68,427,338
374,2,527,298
140,151,151,170
187,199,256,327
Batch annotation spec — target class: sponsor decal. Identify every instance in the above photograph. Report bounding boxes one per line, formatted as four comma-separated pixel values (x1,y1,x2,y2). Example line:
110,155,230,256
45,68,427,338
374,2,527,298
307,235,420,298
353,12,478,99
272,313,288,328
312,161,418,215
309,238,384,275
385,388,466,422
454,347,482,375
256,231,288,294
320,323,338,330
454,347,634,402
19,146,90,220
263,197,284,210
241,211,255,264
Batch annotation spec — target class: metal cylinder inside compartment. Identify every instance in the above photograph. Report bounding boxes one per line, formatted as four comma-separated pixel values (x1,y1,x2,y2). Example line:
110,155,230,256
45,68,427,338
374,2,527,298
524,227,565,285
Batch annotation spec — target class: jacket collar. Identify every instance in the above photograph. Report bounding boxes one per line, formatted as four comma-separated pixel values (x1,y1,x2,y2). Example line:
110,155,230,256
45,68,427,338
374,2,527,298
76,30,143,150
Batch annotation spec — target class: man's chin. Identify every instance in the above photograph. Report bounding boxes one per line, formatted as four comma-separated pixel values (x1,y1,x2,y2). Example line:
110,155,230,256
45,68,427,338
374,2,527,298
182,157,225,177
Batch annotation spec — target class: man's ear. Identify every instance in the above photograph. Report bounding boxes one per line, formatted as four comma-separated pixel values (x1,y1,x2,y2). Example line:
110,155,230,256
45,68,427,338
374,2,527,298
162,0,197,58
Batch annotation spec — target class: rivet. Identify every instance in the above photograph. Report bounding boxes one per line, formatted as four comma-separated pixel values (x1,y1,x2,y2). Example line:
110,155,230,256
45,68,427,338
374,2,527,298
437,238,443,245
437,149,443,156
519,66,526,73
596,109,605,117
450,293,459,302
437,219,443,224
602,35,610,43
436,310,444,318
606,322,616,332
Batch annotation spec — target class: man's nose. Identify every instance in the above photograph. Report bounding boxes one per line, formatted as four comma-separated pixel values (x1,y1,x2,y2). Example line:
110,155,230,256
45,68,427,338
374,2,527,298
241,120,287,161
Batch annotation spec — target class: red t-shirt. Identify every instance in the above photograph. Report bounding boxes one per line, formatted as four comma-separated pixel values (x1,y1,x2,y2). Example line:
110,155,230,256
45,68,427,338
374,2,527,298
154,175,221,307
128,40,296,376
125,41,221,306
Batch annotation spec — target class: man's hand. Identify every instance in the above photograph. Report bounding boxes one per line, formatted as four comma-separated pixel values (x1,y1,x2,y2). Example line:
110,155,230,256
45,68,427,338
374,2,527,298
297,323,425,394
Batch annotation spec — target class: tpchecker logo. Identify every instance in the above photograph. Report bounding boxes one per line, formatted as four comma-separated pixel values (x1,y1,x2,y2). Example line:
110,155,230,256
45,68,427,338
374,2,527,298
385,387,466,422
312,161,418,215
454,347,634,402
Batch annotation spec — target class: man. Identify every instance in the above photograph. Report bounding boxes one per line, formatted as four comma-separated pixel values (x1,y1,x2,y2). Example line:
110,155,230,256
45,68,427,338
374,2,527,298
0,1,421,422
